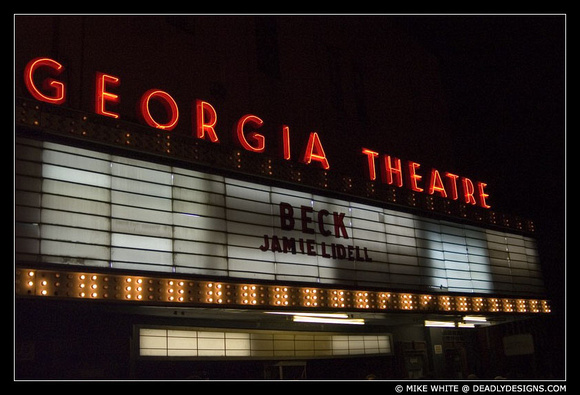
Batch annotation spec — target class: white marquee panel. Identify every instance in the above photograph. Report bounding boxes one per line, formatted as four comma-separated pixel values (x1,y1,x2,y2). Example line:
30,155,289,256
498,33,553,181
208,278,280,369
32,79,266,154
14,138,546,296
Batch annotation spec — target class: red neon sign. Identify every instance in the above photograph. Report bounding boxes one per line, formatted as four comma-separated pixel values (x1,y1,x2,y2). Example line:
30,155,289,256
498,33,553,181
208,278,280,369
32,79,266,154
362,148,379,181
362,147,491,209
95,72,120,119
428,168,447,198
139,89,179,131
478,182,491,209
408,161,424,193
21,56,493,209
462,177,476,205
382,155,403,187
235,114,265,152
301,132,330,170
195,99,219,143
23,57,66,105
281,125,291,160
445,172,460,200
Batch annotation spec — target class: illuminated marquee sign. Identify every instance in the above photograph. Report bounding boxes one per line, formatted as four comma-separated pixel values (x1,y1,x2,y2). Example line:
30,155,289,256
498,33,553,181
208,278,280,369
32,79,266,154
15,138,545,297
22,57,490,209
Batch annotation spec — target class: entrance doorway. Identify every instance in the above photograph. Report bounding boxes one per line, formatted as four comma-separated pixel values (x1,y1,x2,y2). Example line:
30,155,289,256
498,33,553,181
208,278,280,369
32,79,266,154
264,361,307,379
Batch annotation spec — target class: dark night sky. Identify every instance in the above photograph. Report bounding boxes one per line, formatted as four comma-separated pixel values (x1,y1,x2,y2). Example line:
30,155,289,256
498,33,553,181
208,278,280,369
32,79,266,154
400,16,564,216
397,15,565,313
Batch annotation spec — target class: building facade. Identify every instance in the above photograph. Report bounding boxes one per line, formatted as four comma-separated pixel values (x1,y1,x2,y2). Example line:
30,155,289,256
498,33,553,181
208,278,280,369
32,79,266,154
15,15,555,380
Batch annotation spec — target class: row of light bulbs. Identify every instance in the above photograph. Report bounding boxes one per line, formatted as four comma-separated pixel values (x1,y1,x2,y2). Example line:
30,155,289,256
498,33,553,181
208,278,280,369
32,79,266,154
16,268,551,314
